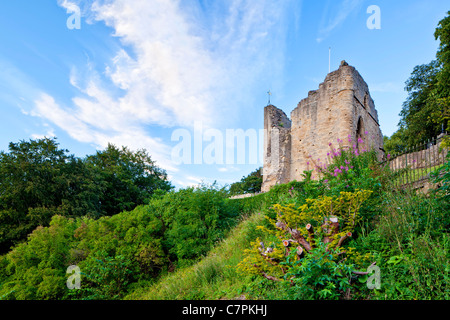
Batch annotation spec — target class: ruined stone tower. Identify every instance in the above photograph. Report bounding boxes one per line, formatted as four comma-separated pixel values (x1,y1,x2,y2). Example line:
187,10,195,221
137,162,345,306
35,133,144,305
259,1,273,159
262,61,384,192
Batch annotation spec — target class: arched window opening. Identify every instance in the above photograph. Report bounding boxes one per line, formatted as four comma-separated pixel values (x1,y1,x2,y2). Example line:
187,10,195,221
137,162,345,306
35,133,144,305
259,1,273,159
356,117,366,151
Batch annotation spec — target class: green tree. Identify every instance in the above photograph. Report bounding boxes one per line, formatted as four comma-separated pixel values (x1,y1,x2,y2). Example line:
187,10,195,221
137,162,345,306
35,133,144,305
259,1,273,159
0,138,172,253
84,144,172,216
433,11,450,147
241,167,263,193
393,12,450,148
398,60,441,147
383,129,407,156
229,167,262,195
0,138,99,252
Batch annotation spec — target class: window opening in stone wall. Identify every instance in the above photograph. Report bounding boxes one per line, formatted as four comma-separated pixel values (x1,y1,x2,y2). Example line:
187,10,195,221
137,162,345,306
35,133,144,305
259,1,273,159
356,117,365,151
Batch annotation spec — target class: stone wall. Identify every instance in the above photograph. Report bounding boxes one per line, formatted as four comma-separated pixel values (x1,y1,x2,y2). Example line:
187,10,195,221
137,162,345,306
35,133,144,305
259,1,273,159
262,61,384,192
262,105,292,192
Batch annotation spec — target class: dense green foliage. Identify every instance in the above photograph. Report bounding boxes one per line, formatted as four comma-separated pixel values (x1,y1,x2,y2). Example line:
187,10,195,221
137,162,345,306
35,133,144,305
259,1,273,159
397,60,442,149
126,143,449,300
245,140,449,300
0,185,242,300
385,12,450,154
84,144,171,217
0,138,171,254
1,11,450,303
1,141,448,300
228,167,262,195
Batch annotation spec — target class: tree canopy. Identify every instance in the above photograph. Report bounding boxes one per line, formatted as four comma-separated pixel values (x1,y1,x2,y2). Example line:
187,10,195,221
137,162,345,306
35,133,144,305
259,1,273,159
0,138,172,253
228,167,262,195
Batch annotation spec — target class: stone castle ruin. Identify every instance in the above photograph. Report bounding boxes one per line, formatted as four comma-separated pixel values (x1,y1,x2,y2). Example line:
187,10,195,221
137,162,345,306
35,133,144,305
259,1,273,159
262,61,384,192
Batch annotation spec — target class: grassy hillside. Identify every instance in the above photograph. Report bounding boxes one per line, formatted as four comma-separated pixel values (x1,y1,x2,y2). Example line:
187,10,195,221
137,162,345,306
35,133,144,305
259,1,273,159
125,211,266,300
1,144,449,300
126,186,450,300
125,148,450,300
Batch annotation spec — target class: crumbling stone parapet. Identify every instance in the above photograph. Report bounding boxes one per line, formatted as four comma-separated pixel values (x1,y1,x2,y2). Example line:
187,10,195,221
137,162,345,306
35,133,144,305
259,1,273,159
262,61,384,191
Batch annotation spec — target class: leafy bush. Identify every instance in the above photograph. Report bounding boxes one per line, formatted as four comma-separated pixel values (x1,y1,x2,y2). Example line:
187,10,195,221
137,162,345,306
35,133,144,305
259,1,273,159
313,136,386,195
0,185,241,300
351,187,450,300
432,152,450,199
158,184,240,265
0,215,77,300
284,242,360,300
0,138,172,254
238,190,374,300
71,251,136,300
228,167,263,195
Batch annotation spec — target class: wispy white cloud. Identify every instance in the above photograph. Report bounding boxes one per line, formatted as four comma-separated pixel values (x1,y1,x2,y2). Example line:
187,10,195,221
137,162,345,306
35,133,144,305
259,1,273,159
31,92,177,172
218,166,240,173
317,0,364,43
172,174,208,188
31,128,56,140
30,0,295,184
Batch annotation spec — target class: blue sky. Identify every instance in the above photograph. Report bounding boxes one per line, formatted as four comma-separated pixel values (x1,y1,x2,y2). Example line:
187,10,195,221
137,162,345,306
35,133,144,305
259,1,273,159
0,0,448,188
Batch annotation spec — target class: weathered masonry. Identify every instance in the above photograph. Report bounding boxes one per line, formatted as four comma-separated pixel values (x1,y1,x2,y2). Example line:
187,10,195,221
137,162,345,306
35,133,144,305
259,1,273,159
262,61,384,192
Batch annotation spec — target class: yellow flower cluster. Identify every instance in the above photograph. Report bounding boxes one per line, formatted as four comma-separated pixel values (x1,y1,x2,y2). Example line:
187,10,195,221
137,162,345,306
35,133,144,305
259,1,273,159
238,189,373,279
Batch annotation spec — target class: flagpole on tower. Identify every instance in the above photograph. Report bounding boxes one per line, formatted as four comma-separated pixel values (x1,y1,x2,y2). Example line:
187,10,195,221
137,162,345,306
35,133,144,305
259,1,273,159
267,90,271,106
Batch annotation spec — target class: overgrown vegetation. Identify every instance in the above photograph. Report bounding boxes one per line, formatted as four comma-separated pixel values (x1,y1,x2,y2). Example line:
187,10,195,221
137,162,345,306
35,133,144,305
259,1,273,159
2,132,444,301
127,140,449,300
1,10,450,303
0,133,448,300
228,167,263,195
0,138,172,253
0,184,243,300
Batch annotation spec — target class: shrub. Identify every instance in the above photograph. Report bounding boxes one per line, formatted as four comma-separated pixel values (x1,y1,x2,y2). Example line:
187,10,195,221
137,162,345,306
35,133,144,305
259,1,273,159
71,251,136,300
0,184,242,300
238,190,374,299
313,136,386,196
432,152,450,199
159,184,240,264
352,188,450,300
284,242,360,300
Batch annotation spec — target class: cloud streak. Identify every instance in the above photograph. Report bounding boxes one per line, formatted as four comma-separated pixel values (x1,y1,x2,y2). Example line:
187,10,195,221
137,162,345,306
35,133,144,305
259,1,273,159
317,0,363,43
31,0,295,182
